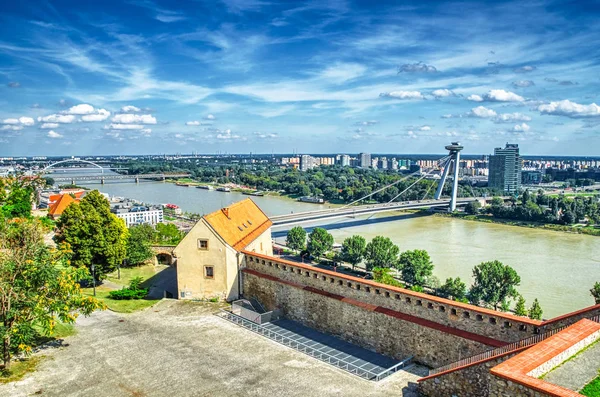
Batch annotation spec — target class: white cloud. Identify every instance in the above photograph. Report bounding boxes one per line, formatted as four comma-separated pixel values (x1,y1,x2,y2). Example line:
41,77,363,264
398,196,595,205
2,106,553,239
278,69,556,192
253,132,278,139
467,94,483,102
483,89,524,102
81,109,110,122
398,62,437,73
215,128,243,140
494,113,532,123
514,65,537,73
204,114,216,120
2,116,34,126
441,114,453,118
140,128,152,136
379,91,423,100
186,121,201,126
47,130,63,139
121,105,141,113
468,106,497,118
1,125,23,131
512,123,530,132
65,103,95,115
106,123,145,130
419,125,431,131
512,80,535,88
432,89,455,98
41,123,60,129
538,100,600,118
111,114,157,124
38,114,76,124
317,63,367,83
354,120,378,126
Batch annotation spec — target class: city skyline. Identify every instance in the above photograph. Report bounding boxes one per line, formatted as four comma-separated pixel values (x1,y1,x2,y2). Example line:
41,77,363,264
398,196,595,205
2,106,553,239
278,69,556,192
1,0,600,156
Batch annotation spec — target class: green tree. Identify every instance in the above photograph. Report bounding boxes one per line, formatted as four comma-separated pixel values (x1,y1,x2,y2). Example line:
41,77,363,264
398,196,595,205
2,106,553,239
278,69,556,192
364,236,399,271
0,176,41,219
55,190,128,280
439,277,466,300
469,260,521,310
514,295,527,316
307,228,334,260
465,201,481,215
398,249,434,287
154,223,184,245
528,298,543,320
372,267,403,287
591,282,600,304
0,218,105,368
341,235,366,270
126,224,155,266
286,226,307,253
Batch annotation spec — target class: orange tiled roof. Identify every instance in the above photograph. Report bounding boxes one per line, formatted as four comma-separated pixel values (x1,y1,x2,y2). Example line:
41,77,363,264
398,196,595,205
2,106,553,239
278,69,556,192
491,319,600,397
204,198,272,251
48,194,77,217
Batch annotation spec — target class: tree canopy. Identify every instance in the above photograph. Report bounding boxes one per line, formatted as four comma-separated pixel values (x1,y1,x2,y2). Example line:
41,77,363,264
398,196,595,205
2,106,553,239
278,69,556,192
55,190,128,280
514,295,527,316
341,235,366,270
286,226,307,253
528,298,543,320
0,176,43,219
0,218,104,368
398,249,434,287
363,236,399,271
307,228,333,260
468,260,521,310
439,277,467,301
126,224,155,266
591,282,600,304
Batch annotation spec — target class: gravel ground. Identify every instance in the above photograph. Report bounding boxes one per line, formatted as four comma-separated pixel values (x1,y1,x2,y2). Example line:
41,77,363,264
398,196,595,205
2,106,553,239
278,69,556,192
543,339,600,392
0,300,426,397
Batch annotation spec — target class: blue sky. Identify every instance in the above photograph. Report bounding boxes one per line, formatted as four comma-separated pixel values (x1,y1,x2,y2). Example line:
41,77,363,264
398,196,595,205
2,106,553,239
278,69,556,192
1,0,599,156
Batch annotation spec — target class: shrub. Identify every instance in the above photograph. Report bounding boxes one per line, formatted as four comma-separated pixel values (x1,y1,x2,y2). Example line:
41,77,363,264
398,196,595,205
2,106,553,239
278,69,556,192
108,277,148,300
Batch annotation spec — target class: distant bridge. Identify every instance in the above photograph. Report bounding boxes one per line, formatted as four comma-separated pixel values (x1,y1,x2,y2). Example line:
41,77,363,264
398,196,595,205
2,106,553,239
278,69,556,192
50,173,191,184
270,197,491,227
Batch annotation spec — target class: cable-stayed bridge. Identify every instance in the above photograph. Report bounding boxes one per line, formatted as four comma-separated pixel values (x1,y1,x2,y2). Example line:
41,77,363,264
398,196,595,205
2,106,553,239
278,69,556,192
271,142,497,227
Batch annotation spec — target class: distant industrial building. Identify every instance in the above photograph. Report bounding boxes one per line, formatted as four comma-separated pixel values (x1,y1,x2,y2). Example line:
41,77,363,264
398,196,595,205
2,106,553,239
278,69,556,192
488,143,521,194
340,154,350,167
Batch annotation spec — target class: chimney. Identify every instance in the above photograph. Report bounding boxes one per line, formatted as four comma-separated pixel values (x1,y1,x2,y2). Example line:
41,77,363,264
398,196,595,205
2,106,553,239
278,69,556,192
222,207,230,218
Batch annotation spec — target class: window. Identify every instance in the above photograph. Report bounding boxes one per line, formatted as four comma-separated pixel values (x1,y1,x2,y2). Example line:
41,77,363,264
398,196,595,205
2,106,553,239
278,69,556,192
451,308,457,315
476,314,484,321
489,317,497,325
439,306,446,313
463,311,470,319
204,266,214,279
197,239,209,250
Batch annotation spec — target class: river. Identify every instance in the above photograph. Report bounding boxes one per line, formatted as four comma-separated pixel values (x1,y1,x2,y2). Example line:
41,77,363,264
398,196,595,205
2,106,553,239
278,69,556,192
77,179,599,319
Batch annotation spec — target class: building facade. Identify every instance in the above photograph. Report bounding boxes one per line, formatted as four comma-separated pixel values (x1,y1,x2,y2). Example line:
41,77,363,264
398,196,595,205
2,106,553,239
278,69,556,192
360,152,371,168
488,143,521,194
174,198,273,301
112,206,164,227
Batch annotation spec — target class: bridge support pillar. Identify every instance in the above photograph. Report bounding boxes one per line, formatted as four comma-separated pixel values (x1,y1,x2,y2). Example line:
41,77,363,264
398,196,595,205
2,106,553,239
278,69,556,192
435,142,464,212
71,179,75,185
101,177,105,185
135,177,139,184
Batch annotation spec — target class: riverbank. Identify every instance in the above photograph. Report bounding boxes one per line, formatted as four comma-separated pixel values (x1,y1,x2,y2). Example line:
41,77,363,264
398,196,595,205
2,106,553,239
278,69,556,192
432,211,600,236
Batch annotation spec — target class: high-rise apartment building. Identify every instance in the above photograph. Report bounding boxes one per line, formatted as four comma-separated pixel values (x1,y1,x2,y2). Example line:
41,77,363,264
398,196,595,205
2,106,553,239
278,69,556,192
488,143,521,194
341,154,350,167
360,152,371,168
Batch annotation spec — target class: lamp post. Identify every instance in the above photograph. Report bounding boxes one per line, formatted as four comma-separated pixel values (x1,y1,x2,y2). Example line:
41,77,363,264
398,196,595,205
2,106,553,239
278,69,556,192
91,264,96,297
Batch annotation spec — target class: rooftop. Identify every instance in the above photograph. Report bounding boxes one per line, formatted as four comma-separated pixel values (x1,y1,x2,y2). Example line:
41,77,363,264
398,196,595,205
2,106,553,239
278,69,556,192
204,198,272,251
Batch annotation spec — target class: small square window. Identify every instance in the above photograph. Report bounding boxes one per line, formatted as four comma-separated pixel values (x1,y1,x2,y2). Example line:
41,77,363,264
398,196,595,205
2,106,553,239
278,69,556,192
385,291,390,298
451,308,457,315
476,314,484,321
197,239,209,250
463,311,470,319
405,297,411,303
439,306,446,312
489,317,497,325
204,266,214,279
416,300,422,306
427,303,433,309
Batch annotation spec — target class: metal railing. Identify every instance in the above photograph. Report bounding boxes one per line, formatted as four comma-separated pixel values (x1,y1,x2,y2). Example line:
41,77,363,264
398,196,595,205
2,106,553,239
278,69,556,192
217,310,412,381
231,299,279,325
429,324,571,376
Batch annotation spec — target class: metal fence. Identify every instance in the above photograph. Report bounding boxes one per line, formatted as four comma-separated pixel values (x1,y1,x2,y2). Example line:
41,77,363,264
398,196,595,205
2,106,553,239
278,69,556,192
217,310,412,381
429,323,574,376
231,299,280,325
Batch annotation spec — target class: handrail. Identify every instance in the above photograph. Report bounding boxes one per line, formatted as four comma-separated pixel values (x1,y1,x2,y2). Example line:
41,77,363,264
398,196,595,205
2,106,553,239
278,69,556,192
428,323,570,376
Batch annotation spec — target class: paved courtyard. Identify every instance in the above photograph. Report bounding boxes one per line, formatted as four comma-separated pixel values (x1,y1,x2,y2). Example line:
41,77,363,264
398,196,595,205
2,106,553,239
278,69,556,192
0,300,426,397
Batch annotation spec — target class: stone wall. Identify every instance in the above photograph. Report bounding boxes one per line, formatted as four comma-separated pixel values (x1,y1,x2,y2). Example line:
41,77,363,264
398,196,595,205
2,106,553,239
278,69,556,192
242,252,540,343
419,351,522,397
489,374,554,397
243,271,489,368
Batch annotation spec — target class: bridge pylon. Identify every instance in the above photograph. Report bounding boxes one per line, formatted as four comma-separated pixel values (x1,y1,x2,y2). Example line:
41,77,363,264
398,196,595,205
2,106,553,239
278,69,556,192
434,142,464,212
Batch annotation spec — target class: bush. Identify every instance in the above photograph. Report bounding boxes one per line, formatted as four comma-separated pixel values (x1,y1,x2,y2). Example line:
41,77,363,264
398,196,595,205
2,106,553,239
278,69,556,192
108,277,148,300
